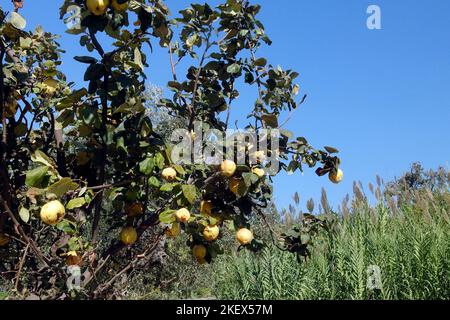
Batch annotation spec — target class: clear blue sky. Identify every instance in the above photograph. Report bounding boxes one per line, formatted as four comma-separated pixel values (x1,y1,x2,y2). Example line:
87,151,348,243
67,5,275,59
17,0,450,212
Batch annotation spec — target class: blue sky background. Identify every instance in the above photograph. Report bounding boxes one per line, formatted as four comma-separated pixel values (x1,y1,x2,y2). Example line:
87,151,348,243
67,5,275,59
14,0,450,212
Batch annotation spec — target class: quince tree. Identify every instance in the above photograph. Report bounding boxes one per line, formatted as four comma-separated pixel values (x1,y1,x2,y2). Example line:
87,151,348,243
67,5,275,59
0,0,342,298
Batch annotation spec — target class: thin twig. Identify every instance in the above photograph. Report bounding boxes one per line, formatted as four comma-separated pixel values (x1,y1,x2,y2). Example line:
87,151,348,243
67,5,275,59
88,29,105,58
0,39,7,155
169,43,177,81
278,109,295,129
188,29,213,131
93,231,165,297
0,36,7,232
108,31,148,59
14,243,30,291
225,83,235,129
88,30,108,244
82,254,110,288
16,96,32,125
256,208,286,251
102,191,182,258
85,180,135,192
249,46,266,130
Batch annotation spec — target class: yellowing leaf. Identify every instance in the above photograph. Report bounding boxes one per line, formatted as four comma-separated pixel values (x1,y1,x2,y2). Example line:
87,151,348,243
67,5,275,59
160,183,174,192
182,185,197,204
19,37,32,49
173,164,186,175
67,197,86,210
159,209,176,224
31,150,57,169
134,47,144,71
324,146,340,154
261,114,279,128
139,157,155,176
9,12,26,30
19,207,30,223
48,178,79,198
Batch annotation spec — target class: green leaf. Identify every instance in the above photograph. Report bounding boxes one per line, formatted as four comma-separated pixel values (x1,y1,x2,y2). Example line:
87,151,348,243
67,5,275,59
234,181,248,198
266,78,276,91
186,33,199,48
160,183,174,192
227,220,236,232
159,209,176,224
172,164,186,175
31,150,56,169
324,146,340,154
139,157,155,176
14,122,27,136
80,105,99,126
182,185,197,204
261,114,279,128
242,172,259,187
9,12,26,30
245,72,254,84
134,47,144,71
148,176,160,188
74,56,98,64
113,102,132,114
227,63,241,74
116,136,127,152
155,152,166,169
47,178,79,198
167,81,181,91
280,129,294,139
19,207,30,223
68,237,81,251
25,166,49,187
19,37,32,49
56,89,88,111
208,242,224,258
208,216,221,227
286,160,298,175
254,57,267,67
84,63,105,81
56,219,77,235
67,197,86,210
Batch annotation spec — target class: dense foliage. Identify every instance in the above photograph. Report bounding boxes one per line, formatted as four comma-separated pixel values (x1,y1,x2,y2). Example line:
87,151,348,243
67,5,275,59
0,0,341,299
123,165,450,300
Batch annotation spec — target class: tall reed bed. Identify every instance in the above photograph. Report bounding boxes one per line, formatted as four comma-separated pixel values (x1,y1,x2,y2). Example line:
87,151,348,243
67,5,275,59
211,169,450,300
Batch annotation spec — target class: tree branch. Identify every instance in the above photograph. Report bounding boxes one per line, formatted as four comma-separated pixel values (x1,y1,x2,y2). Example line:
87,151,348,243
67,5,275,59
93,231,165,297
88,29,109,244
12,0,24,13
249,46,266,130
0,40,7,159
169,43,177,81
49,111,68,177
0,36,8,232
0,195,51,268
188,30,212,131
14,243,29,292
88,29,105,58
